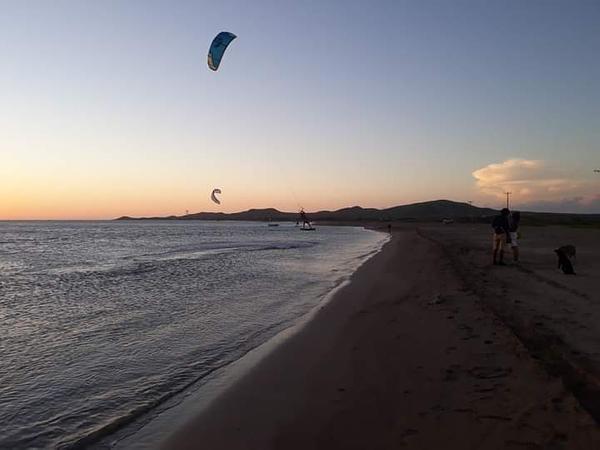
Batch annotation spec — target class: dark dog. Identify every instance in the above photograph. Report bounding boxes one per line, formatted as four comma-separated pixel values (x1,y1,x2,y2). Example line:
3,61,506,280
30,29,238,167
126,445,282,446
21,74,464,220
557,244,576,260
554,248,575,275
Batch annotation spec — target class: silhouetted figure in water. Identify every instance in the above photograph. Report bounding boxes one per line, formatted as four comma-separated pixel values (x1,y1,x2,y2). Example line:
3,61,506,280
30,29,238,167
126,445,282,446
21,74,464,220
299,209,312,229
388,224,392,235
491,208,511,266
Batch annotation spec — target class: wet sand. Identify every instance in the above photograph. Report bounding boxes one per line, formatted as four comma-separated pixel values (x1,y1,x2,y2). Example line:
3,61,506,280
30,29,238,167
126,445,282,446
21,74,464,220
161,227,600,449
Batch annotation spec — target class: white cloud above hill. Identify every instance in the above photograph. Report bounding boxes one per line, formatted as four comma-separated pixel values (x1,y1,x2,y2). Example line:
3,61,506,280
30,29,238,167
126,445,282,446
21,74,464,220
472,159,599,213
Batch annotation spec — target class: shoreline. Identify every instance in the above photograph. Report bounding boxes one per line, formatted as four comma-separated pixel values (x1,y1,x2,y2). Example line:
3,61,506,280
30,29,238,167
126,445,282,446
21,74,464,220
110,278,356,449
154,227,599,449
106,228,389,449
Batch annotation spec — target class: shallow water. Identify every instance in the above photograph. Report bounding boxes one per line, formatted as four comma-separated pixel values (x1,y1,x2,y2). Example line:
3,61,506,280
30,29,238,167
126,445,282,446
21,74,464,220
0,220,386,449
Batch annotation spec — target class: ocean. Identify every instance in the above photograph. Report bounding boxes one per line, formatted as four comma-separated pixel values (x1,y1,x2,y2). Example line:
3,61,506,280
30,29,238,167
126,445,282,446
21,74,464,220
0,220,387,449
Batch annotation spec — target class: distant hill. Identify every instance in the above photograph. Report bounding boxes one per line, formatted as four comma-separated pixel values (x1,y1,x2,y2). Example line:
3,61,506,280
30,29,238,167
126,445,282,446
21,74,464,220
310,200,498,221
116,200,496,222
115,199,600,225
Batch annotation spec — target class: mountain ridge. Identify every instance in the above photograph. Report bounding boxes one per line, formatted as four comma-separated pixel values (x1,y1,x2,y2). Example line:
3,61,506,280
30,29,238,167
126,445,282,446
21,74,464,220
115,199,600,224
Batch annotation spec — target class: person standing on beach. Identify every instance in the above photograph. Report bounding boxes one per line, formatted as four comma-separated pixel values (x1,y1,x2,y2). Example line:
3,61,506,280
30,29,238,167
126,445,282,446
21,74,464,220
491,208,511,266
509,211,521,263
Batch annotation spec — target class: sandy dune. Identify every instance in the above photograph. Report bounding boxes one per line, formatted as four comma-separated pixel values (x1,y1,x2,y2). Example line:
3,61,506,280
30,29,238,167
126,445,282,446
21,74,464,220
160,227,600,450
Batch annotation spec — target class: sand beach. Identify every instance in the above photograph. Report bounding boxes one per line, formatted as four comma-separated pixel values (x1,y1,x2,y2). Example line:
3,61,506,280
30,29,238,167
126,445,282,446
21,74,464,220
157,225,600,449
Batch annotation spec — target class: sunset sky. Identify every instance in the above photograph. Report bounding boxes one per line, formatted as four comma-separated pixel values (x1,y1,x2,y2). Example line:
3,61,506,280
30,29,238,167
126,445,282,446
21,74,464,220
2,0,599,219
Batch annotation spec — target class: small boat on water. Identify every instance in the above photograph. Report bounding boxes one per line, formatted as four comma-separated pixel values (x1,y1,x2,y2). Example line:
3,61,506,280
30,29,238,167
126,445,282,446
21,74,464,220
268,223,279,227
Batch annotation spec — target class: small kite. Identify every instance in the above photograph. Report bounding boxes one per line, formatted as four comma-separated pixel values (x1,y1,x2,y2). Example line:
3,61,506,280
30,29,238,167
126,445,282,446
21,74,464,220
211,188,222,205
208,32,237,71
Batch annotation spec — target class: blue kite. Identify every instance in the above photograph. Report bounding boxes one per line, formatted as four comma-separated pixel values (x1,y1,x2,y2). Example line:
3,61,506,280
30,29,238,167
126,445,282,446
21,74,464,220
208,31,237,71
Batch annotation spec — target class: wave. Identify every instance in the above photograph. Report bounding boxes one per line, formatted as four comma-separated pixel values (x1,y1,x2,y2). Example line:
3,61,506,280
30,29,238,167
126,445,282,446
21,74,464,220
47,261,158,279
58,322,295,450
129,240,317,262
37,241,315,279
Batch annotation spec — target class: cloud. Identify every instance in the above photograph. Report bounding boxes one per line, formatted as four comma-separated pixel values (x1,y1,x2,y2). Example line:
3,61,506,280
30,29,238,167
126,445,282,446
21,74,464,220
472,159,600,213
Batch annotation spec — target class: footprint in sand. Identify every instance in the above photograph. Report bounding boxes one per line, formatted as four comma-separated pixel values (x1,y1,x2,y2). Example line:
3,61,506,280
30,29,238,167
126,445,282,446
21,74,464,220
505,439,541,447
474,387,496,393
462,334,480,340
453,408,474,413
468,366,512,380
477,414,512,421
444,369,458,381
429,294,445,305
553,432,568,442
401,429,419,437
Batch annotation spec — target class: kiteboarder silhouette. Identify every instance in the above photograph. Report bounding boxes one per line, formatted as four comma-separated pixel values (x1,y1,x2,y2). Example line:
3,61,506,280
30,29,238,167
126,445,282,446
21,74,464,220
299,208,315,231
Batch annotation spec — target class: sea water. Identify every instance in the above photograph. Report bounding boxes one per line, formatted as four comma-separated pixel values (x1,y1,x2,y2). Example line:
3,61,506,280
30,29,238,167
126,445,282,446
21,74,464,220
0,221,386,448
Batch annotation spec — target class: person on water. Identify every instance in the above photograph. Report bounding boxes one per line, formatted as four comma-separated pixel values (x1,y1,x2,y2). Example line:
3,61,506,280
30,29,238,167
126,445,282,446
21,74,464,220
299,209,311,228
491,208,511,266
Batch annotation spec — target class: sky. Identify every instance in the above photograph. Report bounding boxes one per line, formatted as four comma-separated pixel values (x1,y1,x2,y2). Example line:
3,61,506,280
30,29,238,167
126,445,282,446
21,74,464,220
1,0,599,219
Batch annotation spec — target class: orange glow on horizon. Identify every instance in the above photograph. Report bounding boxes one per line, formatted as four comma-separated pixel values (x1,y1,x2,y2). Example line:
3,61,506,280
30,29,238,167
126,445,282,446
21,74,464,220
1,177,447,220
